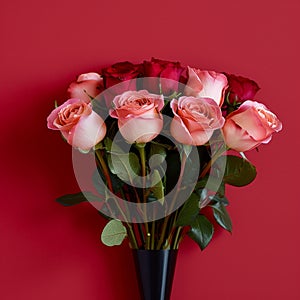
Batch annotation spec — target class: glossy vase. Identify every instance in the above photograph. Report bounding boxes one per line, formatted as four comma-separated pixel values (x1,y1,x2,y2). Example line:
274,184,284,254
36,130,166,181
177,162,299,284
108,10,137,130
133,249,178,300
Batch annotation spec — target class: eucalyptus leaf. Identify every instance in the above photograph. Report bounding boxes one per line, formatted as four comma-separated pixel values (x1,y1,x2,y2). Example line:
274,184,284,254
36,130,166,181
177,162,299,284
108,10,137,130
176,193,200,226
187,215,214,250
149,143,167,167
101,219,127,246
108,152,141,184
217,155,257,187
56,192,101,206
211,202,232,232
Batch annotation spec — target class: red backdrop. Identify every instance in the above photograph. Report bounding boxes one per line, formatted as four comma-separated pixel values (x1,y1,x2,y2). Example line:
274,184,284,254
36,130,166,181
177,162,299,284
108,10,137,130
1,0,299,299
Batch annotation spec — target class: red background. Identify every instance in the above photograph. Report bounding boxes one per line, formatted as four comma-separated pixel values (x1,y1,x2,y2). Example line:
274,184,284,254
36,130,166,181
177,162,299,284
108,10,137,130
1,0,299,299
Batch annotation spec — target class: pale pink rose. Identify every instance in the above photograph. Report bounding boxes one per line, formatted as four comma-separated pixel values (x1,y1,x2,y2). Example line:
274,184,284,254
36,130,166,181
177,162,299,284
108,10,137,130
222,100,282,152
109,90,164,143
67,72,104,103
47,98,106,151
170,96,225,145
184,67,228,106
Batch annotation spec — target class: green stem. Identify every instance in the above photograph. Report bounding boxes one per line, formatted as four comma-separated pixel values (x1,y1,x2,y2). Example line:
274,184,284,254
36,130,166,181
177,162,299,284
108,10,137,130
199,144,228,179
174,227,184,249
136,143,150,249
96,150,138,249
137,143,147,201
95,150,113,192
157,151,188,249
172,226,183,249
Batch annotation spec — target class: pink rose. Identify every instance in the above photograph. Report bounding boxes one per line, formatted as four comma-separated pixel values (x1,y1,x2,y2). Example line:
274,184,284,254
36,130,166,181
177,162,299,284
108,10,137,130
170,96,225,145
47,98,106,151
67,72,104,103
109,90,164,144
184,67,228,106
222,100,282,152
224,73,260,104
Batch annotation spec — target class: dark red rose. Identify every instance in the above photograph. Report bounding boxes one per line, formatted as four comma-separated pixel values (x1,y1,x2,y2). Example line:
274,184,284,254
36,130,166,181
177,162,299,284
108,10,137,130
102,61,142,88
101,61,142,107
225,73,260,104
143,58,185,95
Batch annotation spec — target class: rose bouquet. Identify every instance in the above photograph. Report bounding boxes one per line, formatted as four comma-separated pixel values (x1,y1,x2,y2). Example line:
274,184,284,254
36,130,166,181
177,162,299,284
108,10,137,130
47,58,282,298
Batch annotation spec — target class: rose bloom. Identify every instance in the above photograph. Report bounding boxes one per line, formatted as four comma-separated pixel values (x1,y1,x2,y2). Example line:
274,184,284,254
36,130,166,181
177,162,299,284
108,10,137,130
143,58,185,95
109,90,164,144
170,96,225,145
47,98,106,151
224,73,260,104
102,61,141,89
102,61,142,108
67,72,104,103
184,67,228,106
222,100,282,152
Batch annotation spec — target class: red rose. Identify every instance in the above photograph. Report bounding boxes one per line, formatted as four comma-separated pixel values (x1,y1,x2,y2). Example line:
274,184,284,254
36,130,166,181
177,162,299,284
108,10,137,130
143,58,185,95
102,61,142,89
102,61,142,108
225,73,260,104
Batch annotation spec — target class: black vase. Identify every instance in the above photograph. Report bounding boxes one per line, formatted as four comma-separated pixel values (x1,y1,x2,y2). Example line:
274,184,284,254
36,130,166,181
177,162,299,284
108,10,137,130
133,249,178,300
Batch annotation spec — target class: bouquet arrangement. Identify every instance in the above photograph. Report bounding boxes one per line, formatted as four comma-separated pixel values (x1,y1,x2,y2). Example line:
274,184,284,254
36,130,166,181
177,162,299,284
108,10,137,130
47,58,282,251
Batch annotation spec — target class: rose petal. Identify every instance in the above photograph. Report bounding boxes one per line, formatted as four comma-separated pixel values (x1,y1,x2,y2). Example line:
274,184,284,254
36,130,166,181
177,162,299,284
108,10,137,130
118,117,163,144
67,112,106,150
77,72,102,82
222,119,260,152
47,98,84,130
184,67,228,106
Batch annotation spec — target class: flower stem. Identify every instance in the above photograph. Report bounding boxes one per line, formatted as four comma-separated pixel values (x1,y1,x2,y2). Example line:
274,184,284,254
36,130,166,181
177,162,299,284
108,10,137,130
136,143,151,249
156,151,187,249
95,150,138,249
95,150,113,192
199,144,227,179
172,226,183,249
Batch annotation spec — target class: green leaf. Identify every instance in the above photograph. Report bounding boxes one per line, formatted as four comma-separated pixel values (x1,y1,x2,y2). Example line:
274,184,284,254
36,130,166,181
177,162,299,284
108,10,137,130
100,219,127,246
187,215,214,250
217,155,257,187
176,193,200,226
56,192,101,206
209,194,229,205
150,169,164,204
211,202,232,232
196,176,225,197
149,143,167,168
108,152,141,184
